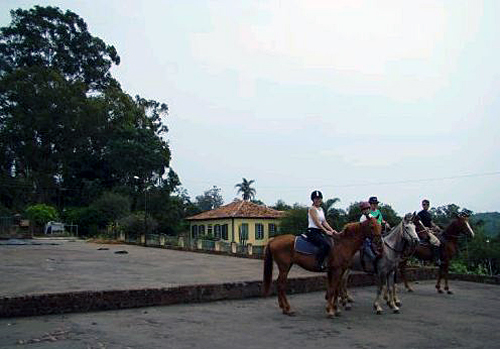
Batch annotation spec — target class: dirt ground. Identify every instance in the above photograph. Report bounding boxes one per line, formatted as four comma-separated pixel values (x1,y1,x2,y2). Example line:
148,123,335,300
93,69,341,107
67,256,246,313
1,280,498,349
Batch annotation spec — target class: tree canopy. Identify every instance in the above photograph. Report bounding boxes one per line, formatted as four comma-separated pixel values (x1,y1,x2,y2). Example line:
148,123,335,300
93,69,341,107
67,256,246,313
0,6,173,213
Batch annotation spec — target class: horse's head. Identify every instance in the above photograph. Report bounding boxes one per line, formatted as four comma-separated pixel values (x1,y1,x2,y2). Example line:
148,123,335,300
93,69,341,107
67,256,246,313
363,215,383,255
454,212,475,238
402,212,419,247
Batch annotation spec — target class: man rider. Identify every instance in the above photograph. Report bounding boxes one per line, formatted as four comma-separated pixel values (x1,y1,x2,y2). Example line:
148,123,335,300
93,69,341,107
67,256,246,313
417,199,442,265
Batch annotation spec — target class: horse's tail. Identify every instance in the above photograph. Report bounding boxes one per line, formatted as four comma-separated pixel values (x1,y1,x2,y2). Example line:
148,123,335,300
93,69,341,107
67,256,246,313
263,243,274,296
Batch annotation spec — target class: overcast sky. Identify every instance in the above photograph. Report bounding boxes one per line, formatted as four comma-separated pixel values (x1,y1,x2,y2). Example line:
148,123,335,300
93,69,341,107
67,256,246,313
2,0,499,214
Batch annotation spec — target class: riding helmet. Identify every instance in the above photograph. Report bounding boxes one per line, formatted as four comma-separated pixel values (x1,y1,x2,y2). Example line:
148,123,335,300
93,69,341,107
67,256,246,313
368,196,379,204
311,190,323,201
359,201,371,210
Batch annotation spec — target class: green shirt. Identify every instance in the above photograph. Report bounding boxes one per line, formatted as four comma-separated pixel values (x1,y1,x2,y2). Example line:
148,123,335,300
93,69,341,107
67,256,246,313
370,209,383,224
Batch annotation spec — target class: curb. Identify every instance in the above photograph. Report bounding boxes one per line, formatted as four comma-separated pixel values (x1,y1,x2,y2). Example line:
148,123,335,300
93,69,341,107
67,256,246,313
0,268,440,318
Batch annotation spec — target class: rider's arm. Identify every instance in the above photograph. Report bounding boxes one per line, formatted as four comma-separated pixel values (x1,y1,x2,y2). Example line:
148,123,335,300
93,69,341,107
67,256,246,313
321,220,338,235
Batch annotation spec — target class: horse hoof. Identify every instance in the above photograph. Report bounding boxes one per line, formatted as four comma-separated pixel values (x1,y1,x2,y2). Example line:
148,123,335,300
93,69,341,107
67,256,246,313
376,310,382,315
335,311,342,317
345,304,352,311
438,289,444,294
407,288,414,293
393,308,400,314
395,301,402,307
447,290,453,295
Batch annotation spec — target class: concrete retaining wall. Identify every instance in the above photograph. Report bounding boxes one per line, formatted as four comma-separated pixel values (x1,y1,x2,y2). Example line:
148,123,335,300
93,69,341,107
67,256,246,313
1,268,440,318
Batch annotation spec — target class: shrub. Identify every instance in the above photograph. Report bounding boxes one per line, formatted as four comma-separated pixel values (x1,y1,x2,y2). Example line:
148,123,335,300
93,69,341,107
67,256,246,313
119,213,158,237
25,204,59,229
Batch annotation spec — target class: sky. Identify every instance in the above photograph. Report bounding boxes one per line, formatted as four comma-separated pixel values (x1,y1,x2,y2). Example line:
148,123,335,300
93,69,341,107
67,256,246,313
2,0,499,214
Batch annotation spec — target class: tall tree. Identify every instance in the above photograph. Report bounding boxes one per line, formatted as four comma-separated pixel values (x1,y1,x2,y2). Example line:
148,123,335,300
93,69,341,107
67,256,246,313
235,178,256,201
195,186,223,212
0,6,174,210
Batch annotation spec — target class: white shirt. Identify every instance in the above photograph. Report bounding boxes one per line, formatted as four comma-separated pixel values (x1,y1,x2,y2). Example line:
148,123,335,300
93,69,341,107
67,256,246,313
359,213,373,222
308,206,326,229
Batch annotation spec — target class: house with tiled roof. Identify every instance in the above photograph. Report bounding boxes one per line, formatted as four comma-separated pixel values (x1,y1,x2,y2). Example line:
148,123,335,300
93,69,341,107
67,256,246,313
185,200,284,246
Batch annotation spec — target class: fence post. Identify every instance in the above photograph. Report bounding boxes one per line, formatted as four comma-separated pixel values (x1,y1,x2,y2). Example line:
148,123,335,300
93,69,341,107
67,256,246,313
178,236,184,248
247,243,253,256
231,242,237,254
197,239,203,250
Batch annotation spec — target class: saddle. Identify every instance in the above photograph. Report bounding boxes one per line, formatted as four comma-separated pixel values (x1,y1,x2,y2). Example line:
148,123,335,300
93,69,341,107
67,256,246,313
294,234,320,255
294,234,333,256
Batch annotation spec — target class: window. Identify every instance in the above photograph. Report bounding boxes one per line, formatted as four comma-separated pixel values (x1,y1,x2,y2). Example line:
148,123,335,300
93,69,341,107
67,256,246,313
191,225,198,239
268,223,277,237
214,224,221,239
255,223,264,240
222,224,228,240
239,223,249,241
199,225,205,236
207,224,213,237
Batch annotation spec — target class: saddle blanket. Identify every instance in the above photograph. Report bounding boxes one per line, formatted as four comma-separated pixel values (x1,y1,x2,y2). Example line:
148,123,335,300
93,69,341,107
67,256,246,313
294,234,320,255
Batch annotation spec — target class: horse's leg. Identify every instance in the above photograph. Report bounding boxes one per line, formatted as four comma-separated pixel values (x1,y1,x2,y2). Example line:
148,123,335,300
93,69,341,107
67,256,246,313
400,260,413,292
387,271,400,313
436,264,444,294
277,263,294,315
393,272,402,307
342,269,353,310
373,273,384,315
443,262,452,294
325,268,336,317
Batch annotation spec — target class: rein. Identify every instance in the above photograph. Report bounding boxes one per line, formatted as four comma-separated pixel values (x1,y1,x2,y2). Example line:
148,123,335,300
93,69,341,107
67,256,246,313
384,221,416,257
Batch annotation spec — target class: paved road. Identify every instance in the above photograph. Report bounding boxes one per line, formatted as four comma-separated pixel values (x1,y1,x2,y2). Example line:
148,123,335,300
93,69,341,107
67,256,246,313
0,239,311,297
1,280,498,349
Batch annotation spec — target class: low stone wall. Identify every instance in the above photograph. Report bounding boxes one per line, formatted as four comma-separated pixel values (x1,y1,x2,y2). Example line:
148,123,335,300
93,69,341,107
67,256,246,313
0,267,440,318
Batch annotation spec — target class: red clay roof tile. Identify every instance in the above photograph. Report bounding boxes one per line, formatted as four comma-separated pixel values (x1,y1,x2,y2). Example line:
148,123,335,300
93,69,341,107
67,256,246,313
186,200,284,220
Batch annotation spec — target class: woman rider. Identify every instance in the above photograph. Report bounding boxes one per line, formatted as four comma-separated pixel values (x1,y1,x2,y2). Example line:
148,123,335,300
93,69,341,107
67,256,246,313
306,190,338,271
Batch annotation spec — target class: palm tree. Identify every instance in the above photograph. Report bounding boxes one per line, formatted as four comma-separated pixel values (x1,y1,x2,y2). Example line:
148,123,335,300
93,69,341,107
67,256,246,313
324,197,341,214
235,178,256,201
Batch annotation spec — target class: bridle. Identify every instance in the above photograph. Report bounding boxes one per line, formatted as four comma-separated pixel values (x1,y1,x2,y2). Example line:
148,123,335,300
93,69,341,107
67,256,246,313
383,220,417,257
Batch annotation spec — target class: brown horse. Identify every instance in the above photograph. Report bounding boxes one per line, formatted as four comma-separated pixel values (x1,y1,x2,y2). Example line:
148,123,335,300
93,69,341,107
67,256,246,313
400,213,474,294
262,216,382,317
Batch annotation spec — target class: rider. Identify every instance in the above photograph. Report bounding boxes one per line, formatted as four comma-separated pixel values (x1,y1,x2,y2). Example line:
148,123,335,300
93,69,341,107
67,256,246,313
360,197,387,261
417,199,442,265
306,190,338,271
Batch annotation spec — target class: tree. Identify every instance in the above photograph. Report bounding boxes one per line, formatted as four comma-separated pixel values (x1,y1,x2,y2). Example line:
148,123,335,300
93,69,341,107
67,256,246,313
235,178,256,201
0,6,175,211
0,6,119,89
195,186,223,212
272,199,292,211
278,204,308,235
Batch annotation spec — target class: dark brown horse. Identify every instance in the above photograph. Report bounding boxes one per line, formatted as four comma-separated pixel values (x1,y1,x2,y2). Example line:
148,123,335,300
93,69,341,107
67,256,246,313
262,216,382,317
400,213,474,294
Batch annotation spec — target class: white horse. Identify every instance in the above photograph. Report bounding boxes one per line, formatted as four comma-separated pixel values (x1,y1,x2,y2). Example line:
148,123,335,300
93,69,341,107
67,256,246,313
339,213,419,314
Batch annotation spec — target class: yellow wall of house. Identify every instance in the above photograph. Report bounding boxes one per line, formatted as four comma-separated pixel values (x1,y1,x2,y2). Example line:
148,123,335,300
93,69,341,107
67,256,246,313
188,218,280,246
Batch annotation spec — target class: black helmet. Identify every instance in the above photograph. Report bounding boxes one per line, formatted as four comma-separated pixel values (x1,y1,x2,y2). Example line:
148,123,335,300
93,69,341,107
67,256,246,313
311,190,323,200
368,196,379,204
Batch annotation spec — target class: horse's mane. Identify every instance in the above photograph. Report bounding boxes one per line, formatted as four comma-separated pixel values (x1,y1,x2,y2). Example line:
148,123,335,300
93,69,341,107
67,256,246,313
337,221,363,239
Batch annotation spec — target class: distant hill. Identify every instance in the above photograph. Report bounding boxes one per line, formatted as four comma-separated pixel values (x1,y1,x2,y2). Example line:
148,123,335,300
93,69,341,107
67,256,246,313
471,212,500,238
